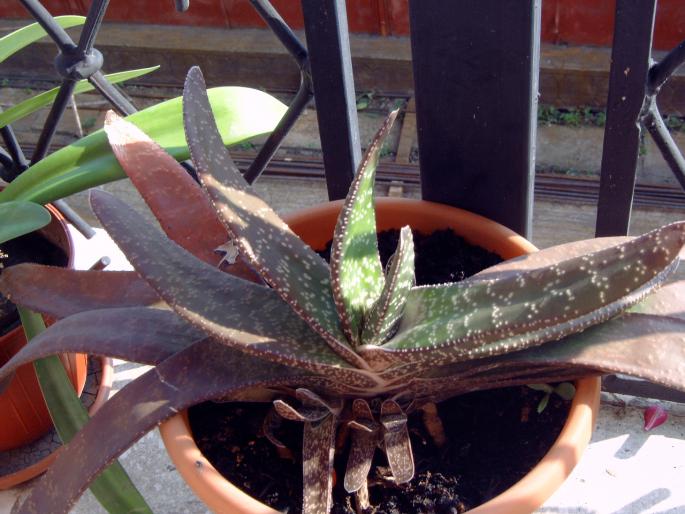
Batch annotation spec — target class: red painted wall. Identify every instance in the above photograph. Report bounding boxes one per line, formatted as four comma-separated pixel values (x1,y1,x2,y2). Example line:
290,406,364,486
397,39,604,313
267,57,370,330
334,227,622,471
1,0,683,51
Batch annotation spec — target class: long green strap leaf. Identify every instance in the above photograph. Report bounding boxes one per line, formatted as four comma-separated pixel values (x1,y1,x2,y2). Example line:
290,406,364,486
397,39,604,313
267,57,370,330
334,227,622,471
18,308,152,514
0,201,51,244
0,66,159,129
0,16,85,64
0,86,287,205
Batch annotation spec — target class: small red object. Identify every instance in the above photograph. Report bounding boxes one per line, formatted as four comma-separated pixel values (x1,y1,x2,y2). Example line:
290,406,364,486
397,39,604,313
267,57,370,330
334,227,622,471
643,404,668,431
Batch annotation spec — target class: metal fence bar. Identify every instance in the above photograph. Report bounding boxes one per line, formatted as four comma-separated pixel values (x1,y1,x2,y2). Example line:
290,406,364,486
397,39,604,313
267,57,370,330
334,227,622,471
30,79,76,163
301,0,361,200
0,125,29,179
595,0,657,237
408,0,540,238
244,0,312,184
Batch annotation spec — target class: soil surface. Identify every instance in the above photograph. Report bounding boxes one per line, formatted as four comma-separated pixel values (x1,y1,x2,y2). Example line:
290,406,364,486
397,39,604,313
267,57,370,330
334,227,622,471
0,232,67,336
188,228,571,513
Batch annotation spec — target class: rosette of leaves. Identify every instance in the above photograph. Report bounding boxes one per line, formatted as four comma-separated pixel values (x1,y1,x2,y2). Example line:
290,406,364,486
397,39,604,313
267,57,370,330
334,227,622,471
2,67,685,514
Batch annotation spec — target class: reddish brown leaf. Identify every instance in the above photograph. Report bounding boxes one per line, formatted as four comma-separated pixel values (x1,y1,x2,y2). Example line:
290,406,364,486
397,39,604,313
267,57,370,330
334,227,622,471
104,111,228,266
344,399,379,493
14,339,313,514
0,264,160,318
0,307,201,393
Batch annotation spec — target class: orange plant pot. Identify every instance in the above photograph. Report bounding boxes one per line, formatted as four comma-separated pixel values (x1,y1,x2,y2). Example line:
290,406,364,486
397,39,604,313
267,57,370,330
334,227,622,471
160,198,601,514
0,204,92,475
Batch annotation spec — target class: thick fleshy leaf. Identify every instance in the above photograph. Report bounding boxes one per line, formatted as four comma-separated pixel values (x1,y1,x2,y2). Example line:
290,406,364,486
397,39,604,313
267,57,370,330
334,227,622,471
181,67,366,368
273,399,329,423
344,399,379,493
90,190,379,390
0,201,51,244
0,67,159,129
13,339,314,514
302,414,337,514
0,264,160,318
362,223,685,367
380,399,414,484
0,16,85,64
330,110,398,343
0,307,201,394
0,86,286,205
361,226,415,345
18,309,153,514
412,282,685,400
473,236,629,280
104,112,228,266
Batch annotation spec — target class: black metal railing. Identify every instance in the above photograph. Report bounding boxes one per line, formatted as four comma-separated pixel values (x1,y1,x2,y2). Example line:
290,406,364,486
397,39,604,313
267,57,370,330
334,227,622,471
2,0,685,401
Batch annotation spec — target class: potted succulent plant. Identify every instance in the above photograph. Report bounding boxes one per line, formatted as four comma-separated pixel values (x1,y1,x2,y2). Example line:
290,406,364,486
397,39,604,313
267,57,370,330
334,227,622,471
2,67,685,514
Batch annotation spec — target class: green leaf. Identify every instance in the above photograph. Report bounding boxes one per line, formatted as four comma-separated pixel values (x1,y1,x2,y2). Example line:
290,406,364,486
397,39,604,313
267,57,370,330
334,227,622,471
361,225,415,345
536,393,550,414
18,308,153,514
0,201,51,244
363,222,685,368
0,66,159,129
0,86,287,205
0,16,85,65
553,382,576,401
330,110,398,344
527,383,553,393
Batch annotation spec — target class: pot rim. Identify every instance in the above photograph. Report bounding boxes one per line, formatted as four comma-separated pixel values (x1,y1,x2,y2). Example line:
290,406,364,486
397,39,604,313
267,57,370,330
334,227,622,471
159,198,601,514
0,356,115,490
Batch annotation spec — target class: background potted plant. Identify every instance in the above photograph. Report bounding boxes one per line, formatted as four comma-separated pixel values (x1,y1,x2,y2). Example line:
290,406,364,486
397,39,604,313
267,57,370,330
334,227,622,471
1,18,286,511
1,67,685,514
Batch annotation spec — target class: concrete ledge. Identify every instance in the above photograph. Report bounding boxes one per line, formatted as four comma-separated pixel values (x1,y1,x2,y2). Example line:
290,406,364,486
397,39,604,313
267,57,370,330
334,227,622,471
2,22,684,113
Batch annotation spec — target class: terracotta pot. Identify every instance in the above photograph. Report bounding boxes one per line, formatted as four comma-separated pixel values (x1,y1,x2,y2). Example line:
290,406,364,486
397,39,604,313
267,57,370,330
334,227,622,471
0,204,105,488
160,198,601,514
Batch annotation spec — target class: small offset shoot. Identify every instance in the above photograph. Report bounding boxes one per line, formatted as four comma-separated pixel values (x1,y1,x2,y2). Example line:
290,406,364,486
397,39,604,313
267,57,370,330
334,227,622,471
2,66,685,514
528,382,576,413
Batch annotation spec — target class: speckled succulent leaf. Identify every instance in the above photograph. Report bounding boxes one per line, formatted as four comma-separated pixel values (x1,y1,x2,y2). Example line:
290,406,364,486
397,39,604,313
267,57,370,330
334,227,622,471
14,339,314,514
302,414,337,514
362,226,415,345
0,307,201,394
344,399,380,493
0,264,160,318
330,110,399,344
182,67,365,368
104,111,229,266
473,236,630,280
380,399,414,484
89,191,378,390
273,399,329,422
262,407,287,448
363,222,685,367
412,282,685,400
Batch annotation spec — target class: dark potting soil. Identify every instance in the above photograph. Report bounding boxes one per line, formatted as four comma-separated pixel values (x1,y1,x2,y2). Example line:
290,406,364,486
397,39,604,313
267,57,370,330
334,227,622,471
188,228,571,513
0,232,68,336
317,228,503,286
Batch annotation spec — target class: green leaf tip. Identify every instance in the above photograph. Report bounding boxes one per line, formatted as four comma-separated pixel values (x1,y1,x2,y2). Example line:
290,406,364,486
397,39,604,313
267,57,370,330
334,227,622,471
330,110,400,344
